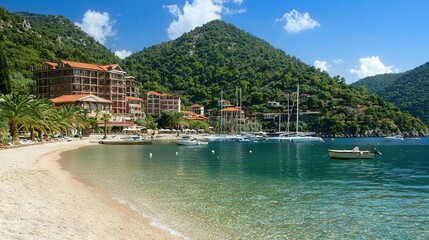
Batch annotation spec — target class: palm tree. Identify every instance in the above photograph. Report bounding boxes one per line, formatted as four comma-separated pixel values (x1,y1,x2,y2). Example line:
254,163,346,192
57,104,85,137
0,93,34,144
101,113,111,139
25,98,58,141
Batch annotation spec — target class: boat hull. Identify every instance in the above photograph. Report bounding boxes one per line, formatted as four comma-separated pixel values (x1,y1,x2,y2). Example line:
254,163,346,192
99,140,153,145
328,150,375,159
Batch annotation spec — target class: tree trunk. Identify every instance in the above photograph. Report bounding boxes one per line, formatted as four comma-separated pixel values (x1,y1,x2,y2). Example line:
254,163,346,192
9,121,18,144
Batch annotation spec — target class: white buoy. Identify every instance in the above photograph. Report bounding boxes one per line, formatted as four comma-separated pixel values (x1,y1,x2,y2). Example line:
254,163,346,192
175,152,178,156
149,153,152,158
249,150,252,153
211,150,215,154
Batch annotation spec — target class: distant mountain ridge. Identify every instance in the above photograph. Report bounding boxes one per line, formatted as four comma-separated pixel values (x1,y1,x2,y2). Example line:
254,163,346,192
351,72,404,94
377,61,429,124
0,7,120,78
352,61,429,125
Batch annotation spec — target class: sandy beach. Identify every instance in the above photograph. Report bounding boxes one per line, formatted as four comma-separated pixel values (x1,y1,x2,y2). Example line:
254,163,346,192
0,140,179,240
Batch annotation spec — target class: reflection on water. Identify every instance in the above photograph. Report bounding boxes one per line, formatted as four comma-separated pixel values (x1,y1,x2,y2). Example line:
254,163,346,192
61,138,429,239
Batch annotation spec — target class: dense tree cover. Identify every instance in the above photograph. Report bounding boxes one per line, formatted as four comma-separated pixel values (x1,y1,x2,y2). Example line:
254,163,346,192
351,73,404,94
123,20,427,136
376,62,429,125
352,61,429,125
0,7,120,79
0,45,11,95
157,111,184,129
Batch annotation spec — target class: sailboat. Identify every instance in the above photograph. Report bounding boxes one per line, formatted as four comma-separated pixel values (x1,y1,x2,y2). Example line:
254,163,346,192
286,84,323,143
265,84,323,143
287,84,323,143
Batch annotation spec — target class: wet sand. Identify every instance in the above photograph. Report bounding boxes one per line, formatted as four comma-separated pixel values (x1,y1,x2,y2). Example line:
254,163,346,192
0,140,179,239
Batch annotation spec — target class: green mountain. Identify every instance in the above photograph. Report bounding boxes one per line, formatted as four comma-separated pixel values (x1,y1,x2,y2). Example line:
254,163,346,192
376,62,429,124
0,7,120,78
123,20,427,136
351,72,404,94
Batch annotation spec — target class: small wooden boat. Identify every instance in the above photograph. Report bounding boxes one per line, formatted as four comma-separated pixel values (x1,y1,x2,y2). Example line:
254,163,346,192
328,147,381,159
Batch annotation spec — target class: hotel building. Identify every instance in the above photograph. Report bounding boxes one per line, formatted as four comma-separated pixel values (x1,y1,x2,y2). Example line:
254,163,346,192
143,91,181,116
33,60,143,117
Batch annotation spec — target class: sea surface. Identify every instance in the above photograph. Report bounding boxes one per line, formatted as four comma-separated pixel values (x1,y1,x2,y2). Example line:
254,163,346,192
60,138,429,239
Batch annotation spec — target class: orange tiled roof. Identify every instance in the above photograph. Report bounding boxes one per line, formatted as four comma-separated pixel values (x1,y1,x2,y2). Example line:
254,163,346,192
190,104,203,108
60,60,105,71
220,107,242,112
51,94,112,104
45,62,58,67
147,91,160,95
125,96,143,101
186,116,208,121
100,64,122,71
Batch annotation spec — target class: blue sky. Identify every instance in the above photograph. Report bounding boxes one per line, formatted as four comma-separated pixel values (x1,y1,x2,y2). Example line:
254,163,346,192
1,0,428,83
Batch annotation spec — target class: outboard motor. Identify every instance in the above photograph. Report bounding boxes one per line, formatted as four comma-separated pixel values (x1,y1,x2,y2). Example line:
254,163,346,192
373,148,382,155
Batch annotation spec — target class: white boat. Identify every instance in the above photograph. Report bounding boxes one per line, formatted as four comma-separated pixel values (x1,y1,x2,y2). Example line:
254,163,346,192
287,135,324,143
99,135,153,145
328,147,382,159
384,135,404,141
175,136,208,146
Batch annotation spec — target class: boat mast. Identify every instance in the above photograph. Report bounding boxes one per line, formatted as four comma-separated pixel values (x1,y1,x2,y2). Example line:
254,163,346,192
296,84,299,135
287,94,290,136
220,90,223,134
239,87,242,134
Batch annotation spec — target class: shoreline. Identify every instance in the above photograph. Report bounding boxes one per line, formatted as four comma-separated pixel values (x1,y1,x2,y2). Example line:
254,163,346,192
0,140,179,239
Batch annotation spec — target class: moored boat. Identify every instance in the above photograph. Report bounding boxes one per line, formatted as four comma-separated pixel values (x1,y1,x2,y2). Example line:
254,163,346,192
175,136,208,145
384,135,404,141
328,147,381,159
99,135,153,145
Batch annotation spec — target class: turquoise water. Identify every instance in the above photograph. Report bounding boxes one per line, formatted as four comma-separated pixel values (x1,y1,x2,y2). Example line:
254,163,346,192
61,138,429,239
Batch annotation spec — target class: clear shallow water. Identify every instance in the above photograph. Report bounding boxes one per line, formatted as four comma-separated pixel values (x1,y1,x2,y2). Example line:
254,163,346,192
61,138,429,239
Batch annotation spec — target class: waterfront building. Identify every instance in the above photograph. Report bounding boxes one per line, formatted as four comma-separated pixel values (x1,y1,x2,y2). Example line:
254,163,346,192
189,104,205,116
33,60,141,116
143,91,181,116
51,94,112,117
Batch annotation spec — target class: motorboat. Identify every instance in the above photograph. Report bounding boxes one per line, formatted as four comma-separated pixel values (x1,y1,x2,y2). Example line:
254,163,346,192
384,135,404,141
328,147,382,159
175,136,208,146
99,135,153,145
287,135,324,143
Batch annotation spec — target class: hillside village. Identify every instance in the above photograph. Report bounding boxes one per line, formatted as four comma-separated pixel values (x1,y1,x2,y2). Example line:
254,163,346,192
1,7,428,145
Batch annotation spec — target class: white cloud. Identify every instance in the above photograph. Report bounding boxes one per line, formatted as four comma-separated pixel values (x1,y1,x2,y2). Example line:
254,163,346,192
333,58,343,64
75,10,116,44
115,50,132,59
165,4,182,17
350,56,396,79
164,0,245,40
276,9,320,34
314,60,331,72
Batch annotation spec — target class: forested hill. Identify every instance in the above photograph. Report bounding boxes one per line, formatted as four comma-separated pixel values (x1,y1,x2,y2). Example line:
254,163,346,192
123,19,312,106
376,61,429,125
0,7,119,78
123,20,427,136
351,73,404,94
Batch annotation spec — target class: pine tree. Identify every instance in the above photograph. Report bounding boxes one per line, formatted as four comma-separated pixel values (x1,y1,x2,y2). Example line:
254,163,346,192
0,46,11,95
